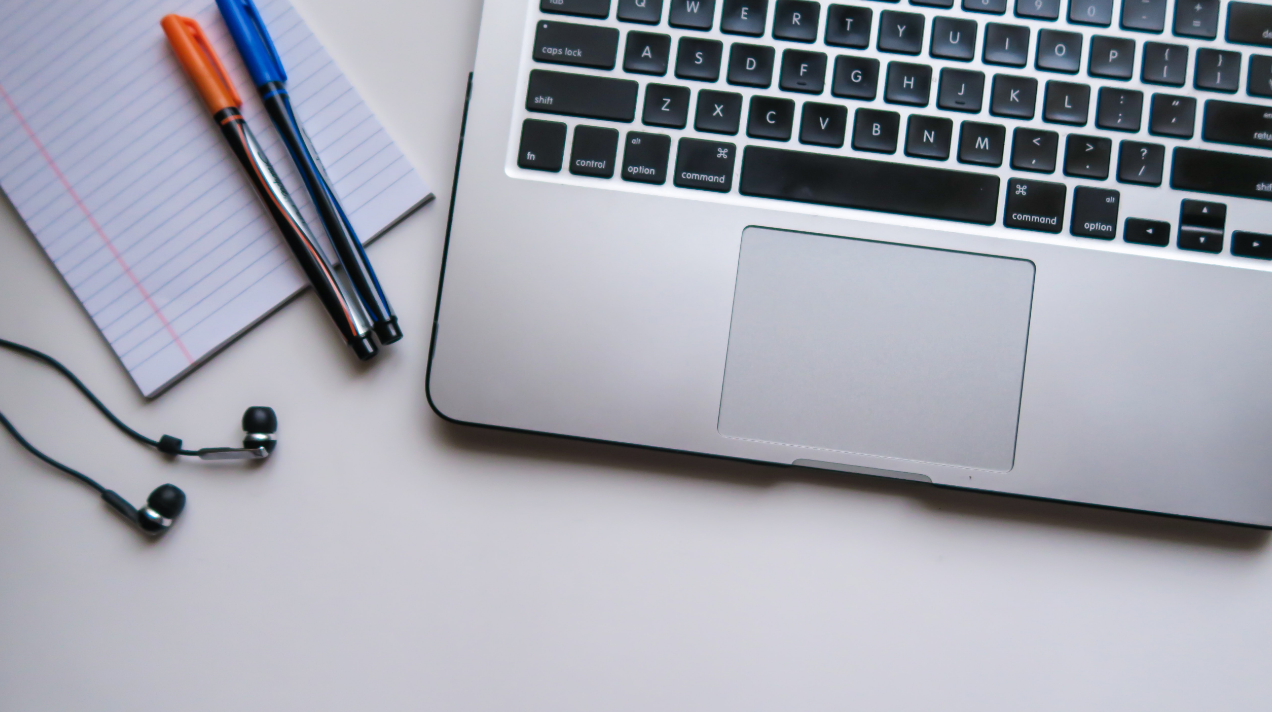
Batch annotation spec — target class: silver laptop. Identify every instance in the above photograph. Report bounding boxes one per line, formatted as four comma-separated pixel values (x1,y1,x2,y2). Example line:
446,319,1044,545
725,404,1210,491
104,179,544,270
428,0,1272,526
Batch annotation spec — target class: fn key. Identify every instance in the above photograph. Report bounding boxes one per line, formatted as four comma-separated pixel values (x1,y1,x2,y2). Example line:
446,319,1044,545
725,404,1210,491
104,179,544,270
518,119,567,172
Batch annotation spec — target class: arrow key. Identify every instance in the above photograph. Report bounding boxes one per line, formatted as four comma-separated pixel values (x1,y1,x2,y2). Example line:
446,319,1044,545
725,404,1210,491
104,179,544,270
1063,134,1112,179
1124,218,1171,246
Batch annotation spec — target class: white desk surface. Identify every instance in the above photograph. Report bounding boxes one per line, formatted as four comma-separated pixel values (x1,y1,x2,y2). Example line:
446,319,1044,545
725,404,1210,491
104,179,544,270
3,2,1272,709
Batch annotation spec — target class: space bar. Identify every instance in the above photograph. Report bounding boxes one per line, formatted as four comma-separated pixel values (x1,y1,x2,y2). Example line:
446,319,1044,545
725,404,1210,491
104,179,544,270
739,146,1001,225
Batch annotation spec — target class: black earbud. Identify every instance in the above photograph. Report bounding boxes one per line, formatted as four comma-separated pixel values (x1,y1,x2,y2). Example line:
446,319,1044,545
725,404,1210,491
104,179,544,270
102,484,187,535
1,337,276,541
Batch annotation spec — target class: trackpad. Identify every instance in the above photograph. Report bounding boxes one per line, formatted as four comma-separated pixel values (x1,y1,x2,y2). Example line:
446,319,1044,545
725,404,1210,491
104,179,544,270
718,227,1035,472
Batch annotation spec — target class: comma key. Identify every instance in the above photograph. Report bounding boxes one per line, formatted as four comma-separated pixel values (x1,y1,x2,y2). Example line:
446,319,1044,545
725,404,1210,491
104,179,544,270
674,138,737,192
1004,178,1066,233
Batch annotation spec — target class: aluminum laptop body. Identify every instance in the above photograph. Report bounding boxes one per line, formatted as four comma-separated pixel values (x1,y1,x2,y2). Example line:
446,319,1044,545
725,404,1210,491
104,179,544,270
429,0,1272,526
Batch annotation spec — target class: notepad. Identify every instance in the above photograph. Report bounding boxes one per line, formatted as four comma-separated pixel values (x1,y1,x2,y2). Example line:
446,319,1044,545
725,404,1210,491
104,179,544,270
0,0,431,396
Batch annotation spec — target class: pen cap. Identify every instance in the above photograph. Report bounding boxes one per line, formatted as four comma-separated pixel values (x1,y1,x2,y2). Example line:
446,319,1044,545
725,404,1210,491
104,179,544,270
216,0,287,88
161,15,243,114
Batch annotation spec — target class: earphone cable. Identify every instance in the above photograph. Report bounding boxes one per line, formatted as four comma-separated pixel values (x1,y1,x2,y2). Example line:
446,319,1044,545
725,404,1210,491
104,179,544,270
0,337,199,456
0,409,106,494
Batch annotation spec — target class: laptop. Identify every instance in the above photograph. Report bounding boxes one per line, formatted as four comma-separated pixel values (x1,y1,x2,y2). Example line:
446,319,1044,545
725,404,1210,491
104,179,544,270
428,0,1272,527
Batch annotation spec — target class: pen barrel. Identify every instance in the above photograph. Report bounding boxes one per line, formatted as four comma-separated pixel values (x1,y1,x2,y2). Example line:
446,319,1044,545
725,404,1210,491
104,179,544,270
216,108,378,360
261,89,400,343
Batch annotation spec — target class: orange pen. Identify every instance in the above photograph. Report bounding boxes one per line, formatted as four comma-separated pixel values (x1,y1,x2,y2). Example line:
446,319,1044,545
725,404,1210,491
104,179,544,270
161,15,378,361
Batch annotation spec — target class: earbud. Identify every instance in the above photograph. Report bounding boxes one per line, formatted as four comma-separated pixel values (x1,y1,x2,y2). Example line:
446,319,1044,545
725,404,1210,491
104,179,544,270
194,406,278,460
101,484,186,535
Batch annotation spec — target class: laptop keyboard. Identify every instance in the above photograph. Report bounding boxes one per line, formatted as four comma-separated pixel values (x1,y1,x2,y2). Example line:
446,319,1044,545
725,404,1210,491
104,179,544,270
511,0,1272,261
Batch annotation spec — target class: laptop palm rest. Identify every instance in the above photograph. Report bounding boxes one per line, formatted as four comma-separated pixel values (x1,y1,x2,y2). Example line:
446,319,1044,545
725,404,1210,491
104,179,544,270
718,227,1036,472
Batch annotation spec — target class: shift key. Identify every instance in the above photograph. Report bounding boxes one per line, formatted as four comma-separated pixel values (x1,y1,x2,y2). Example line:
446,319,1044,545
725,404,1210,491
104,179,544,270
526,70,639,122
1202,100,1272,150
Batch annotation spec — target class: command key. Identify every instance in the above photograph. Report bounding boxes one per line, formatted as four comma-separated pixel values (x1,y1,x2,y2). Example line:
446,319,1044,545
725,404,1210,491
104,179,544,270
674,138,737,192
1004,178,1066,234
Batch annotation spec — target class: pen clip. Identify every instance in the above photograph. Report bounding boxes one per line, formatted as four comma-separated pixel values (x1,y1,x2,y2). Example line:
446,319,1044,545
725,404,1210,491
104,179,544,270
238,0,287,83
180,16,243,107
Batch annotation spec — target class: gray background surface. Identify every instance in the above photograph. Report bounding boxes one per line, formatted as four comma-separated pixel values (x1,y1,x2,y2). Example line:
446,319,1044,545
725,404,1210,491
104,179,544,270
2,1,1271,710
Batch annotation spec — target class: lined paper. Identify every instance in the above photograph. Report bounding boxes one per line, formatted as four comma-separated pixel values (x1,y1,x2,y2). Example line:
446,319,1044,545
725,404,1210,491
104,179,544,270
0,0,431,396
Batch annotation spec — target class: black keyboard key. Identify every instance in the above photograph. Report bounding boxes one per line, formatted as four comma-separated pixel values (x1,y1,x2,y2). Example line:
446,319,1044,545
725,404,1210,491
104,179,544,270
779,50,828,93
931,17,979,61
832,56,880,99
1069,0,1113,26
1036,30,1083,73
938,68,986,112
905,115,954,159
990,75,1038,118
958,121,1007,165
1175,0,1219,39
1194,49,1242,93
1043,80,1090,125
984,24,1030,67
1064,134,1112,178
1088,36,1135,79
1071,186,1120,239
912,0,954,7
570,125,620,177
1180,199,1226,233
618,0,664,24
884,62,932,105
1227,2,1272,47
518,119,568,171
674,137,737,191
624,32,671,75
534,22,620,69
853,108,901,152
1096,87,1143,131
740,146,1001,224
1141,42,1188,86
1121,0,1166,32
542,0,611,18
1004,178,1066,233
1249,55,1272,97
964,0,1008,15
825,5,873,48
669,0,716,29
1149,93,1196,137
721,0,767,35
773,1,821,42
527,70,639,122
1011,128,1059,172
695,89,744,133
1178,228,1223,253
675,37,724,80
1170,147,1272,201
621,131,672,183
747,96,797,139
800,102,849,146
1117,140,1165,185
727,44,776,86
1202,100,1272,150
1232,231,1272,259
643,83,691,127
1015,0,1060,20
1124,218,1170,246
878,11,926,55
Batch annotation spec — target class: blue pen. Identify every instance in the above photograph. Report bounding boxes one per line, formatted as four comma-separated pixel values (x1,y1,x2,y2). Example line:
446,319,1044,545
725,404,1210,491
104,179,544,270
216,0,402,345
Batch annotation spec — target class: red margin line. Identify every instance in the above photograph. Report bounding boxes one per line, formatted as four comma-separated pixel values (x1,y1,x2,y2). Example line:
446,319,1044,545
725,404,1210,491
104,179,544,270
0,81,194,365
